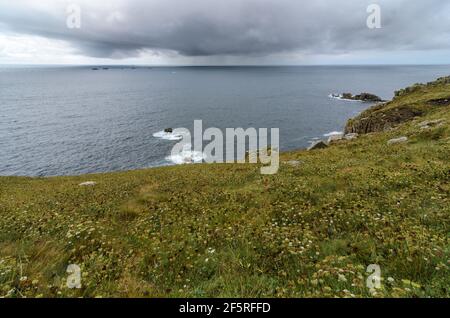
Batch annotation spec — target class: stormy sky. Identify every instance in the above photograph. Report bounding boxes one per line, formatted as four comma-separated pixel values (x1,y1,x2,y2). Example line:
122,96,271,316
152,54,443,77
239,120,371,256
0,0,449,65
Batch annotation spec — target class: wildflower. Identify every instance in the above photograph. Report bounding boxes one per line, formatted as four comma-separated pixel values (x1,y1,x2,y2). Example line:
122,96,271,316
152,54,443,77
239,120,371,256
338,274,347,282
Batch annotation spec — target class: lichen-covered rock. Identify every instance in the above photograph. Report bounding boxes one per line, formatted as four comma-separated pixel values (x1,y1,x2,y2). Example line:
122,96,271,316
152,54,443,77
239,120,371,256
387,137,408,145
417,119,445,128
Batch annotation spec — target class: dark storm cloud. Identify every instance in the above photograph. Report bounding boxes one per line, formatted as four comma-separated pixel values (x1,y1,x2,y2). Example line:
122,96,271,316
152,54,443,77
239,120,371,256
0,0,449,59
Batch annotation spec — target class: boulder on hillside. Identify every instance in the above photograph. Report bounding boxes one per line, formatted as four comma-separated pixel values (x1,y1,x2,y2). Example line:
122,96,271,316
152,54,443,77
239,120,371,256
417,119,445,130
344,133,359,140
284,160,302,167
79,181,97,186
387,136,408,145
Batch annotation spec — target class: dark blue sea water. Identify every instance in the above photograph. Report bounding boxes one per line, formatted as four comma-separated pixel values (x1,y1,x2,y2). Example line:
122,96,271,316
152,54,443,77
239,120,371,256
1,65,450,176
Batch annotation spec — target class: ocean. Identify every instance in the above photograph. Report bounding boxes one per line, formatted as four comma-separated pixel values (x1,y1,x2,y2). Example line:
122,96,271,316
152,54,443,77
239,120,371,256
1,65,450,176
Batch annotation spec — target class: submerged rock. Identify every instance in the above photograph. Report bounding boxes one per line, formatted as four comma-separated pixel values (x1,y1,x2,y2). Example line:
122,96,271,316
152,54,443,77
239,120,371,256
342,93,354,100
387,137,408,145
340,92,384,102
307,141,328,151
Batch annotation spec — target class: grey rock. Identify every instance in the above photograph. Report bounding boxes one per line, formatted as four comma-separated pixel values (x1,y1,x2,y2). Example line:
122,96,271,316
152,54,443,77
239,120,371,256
79,181,96,186
387,137,408,145
284,160,302,167
417,119,445,128
344,133,359,140
340,92,384,102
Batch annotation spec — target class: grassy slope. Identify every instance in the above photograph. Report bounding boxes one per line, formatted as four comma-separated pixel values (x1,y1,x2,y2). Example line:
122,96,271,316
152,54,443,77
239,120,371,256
0,80,449,298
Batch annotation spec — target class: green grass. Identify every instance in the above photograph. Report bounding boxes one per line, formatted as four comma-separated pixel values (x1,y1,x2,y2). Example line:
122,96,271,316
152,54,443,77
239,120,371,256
0,79,449,298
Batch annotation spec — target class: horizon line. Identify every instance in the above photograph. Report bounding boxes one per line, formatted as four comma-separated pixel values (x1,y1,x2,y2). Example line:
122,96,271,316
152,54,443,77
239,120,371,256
1,63,450,67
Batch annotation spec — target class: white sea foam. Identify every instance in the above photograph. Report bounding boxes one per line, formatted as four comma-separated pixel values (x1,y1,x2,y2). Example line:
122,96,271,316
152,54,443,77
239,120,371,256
308,137,321,144
166,143,205,165
323,131,343,137
153,129,186,141
329,93,343,100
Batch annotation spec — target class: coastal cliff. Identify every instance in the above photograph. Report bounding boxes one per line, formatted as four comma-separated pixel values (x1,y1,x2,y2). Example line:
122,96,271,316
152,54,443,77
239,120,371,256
345,76,450,134
0,77,449,298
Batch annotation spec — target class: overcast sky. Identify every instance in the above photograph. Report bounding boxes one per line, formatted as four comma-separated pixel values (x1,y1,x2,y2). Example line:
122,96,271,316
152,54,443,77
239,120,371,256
0,0,449,65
